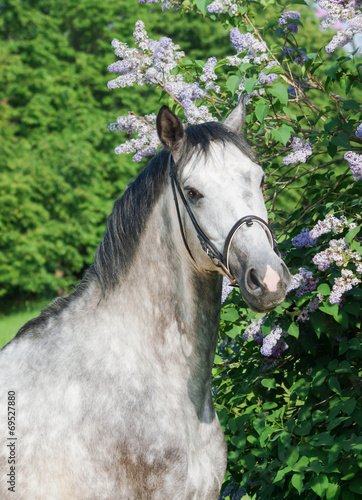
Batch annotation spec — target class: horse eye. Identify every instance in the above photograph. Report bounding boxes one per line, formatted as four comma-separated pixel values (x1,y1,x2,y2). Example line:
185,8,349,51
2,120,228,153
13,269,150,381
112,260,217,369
186,188,203,201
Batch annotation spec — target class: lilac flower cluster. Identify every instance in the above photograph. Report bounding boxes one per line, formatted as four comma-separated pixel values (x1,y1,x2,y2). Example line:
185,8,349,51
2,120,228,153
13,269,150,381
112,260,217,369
257,61,279,85
242,318,265,345
293,214,354,249
221,277,233,303
108,21,221,159
297,296,321,322
356,123,362,138
138,0,179,10
107,21,184,90
344,151,362,181
316,0,362,53
200,57,221,93
282,137,312,165
313,237,348,271
207,0,238,15
313,237,361,272
219,481,246,500
260,326,288,358
292,228,317,248
228,28,268,65
108,113,159,162
243,319,288,358
287,267,318,297
329,269,359,305
292,215,361,306
279,11,301,33
309,213,349,239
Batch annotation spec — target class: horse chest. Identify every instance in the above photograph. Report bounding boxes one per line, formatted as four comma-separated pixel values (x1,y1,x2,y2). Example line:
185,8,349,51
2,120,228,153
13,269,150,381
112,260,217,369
107,410,227,499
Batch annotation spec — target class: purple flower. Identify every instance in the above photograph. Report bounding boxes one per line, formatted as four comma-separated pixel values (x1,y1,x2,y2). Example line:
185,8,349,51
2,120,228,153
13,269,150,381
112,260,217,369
344,151,362,181
260,326,288,358
279,11,301,33
309,213,348,239
207,0,227,13
282,137,312,165
229,28,267,57
242,318,264,345
287,267,318,297
221,278,233,303
356,123,362,138
292,228,317,248
200,57,218,83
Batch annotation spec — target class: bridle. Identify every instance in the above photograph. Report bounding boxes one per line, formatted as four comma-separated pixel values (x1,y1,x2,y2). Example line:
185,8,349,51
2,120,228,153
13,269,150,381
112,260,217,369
168,154,280,286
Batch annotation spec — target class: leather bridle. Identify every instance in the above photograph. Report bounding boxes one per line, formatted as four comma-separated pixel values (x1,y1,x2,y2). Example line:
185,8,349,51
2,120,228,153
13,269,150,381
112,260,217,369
169,154,280,286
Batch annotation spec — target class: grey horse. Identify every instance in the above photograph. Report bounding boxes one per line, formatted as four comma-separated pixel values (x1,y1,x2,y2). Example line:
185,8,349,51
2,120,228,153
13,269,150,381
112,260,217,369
0,101,290,499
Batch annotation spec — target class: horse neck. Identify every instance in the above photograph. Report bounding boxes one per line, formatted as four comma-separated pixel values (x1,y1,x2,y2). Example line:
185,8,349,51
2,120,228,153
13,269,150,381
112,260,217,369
112,183,223,420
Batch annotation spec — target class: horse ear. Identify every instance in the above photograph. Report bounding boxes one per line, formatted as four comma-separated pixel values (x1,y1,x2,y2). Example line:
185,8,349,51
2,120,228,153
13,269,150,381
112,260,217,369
157,105,184,160
223,97,246,135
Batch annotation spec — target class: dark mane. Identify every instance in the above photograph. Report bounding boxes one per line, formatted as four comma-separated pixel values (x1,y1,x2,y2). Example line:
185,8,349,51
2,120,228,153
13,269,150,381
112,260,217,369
92,148,170,290
12,121,252,340
179,122,256,168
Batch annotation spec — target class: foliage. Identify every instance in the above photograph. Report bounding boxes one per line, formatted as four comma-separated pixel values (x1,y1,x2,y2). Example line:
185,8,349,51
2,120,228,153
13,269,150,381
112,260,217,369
215,194,361,499
0,0,230,301
106,0,362,498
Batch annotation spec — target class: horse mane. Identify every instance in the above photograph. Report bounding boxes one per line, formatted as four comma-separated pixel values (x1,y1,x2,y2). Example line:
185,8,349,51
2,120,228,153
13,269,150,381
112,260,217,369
13,121,253,340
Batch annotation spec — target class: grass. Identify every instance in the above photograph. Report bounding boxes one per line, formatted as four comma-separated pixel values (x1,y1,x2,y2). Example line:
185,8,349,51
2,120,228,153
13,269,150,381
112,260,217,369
0,298,53,349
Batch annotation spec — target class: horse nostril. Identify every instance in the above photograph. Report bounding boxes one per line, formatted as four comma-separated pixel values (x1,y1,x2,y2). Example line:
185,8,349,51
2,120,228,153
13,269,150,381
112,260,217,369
247,269,261,291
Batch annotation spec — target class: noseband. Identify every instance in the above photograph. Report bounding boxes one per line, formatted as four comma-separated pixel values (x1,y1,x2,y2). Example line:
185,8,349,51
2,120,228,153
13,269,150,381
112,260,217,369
169,155,280,286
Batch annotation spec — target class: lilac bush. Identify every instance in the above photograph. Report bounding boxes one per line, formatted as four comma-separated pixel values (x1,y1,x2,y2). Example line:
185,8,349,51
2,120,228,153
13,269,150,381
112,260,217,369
316,0,362,53
109,1,362,497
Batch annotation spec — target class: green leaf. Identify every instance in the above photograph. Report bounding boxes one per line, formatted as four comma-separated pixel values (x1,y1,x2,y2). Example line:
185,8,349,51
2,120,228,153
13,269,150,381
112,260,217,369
326,483,340,500
342,99,360,109
287,447,300,467
225,324,242,339
333,309,348,328
291,473,303,495
324,61,339,79
349,478,362,494
226,74,242,95
287,322,299,338
231,431,247,450
196,0,210,16
294,456,309,472
312,369,329,387
273,466,292,483
262,378,277,389
264,64,284,75
345,226,361,243
331,132,350,148
238,62,253,73
244,77,258,94
310,311,328,338
269,83,288,105
221,307,239,322
279,124,293,146
329,375,342,396
255,100,270,123
317,283,331,296
283,106,297,121
319,302,339,317
310,474,329,498
214,354,223,364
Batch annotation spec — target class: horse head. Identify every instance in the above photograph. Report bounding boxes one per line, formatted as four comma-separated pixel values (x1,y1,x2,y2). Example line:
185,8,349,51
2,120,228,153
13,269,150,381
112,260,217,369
157,101,291,313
